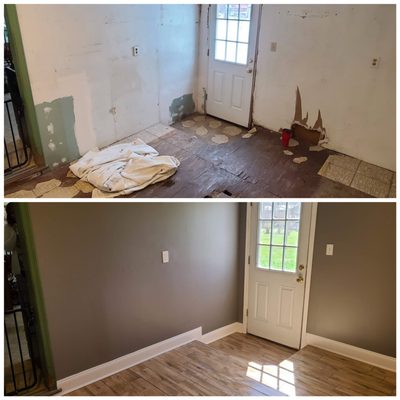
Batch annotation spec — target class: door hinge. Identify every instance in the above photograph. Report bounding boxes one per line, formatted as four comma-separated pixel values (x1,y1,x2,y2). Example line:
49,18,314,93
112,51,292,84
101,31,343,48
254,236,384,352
207,48,210,57
248,255,251,264
246,309,248,317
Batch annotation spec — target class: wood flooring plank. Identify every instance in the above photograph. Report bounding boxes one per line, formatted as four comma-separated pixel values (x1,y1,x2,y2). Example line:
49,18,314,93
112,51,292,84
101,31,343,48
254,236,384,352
67,333,396,396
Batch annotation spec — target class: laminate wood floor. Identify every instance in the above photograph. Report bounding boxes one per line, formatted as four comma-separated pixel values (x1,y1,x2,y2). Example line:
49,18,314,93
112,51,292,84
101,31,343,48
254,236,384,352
68,333,395,396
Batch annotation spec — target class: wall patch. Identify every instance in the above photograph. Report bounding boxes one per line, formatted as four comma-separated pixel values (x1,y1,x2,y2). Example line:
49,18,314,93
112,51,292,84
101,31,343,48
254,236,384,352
36,96,80,168
169,93,195,123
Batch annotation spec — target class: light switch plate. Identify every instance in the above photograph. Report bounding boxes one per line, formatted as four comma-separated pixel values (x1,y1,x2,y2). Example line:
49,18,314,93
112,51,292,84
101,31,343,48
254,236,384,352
326,244,334,256
162,250,169,263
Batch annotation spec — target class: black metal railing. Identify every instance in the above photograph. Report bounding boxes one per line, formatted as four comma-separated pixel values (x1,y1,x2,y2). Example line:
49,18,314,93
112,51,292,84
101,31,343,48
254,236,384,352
4,307,38,395
4,67,29,173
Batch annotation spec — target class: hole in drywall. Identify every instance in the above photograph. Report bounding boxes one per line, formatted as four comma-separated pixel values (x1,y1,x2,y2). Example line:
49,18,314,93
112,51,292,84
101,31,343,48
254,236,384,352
292,87,327,146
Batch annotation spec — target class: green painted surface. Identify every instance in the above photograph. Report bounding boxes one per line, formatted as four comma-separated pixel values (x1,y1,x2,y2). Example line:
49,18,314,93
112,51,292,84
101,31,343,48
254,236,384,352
36,96,80,168
169,93,195,122
4,5,45,165
15,204,57,389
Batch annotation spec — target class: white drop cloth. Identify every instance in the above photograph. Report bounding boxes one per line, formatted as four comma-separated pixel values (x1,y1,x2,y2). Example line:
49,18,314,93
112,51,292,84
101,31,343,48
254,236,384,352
70,139,180,197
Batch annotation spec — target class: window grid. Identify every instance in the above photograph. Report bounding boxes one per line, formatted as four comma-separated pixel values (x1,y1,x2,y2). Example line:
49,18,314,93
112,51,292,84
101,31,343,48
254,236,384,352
214,4,252,64
256,203,301,273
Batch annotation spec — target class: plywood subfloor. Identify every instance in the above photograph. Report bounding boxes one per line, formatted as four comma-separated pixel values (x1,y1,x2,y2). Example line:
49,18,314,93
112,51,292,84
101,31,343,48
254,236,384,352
68,333,395,396
4,114,389,198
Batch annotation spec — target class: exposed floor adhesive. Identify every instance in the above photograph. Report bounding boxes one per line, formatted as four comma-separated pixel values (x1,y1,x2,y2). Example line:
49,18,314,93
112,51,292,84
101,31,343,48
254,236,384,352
32,178,61,197
223,126,242,136
129,130,157,145
5,190,36,198
293,156,308,164
248,127,257,134
211,134,229,144
41,185,79,198
193,115,206,122
242,133,253,139
209,120,222,129
288,138,299,147
283,150,294,156
181,120,196,128
145,123,175,138
318,155,394,197
195,126,208,136
74,180,95,194
309,145,325,152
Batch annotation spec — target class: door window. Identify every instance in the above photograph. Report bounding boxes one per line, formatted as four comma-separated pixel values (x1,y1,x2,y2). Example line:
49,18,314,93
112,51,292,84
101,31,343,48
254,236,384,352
215,4,252,64
256,202,301,272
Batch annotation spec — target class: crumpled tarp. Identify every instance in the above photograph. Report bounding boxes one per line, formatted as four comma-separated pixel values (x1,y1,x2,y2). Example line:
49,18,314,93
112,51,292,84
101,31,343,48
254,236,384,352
70,139,180,197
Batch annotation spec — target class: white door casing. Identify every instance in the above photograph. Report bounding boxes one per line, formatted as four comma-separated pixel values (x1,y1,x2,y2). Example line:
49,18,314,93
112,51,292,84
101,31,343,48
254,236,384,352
247,203,313,349
207,4,260,127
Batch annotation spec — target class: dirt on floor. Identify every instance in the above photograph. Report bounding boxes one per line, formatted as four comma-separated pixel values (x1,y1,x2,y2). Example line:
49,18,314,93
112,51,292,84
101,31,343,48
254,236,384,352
5,113,385,199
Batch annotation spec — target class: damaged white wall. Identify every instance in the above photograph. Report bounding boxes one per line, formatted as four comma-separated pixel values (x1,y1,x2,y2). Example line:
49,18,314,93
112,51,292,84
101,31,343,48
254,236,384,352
17,4,199,158
253,5,395,171
197,4,395,171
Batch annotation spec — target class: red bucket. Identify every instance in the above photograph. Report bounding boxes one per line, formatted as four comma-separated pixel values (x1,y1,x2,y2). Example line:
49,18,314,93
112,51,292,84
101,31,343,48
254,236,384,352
281,129,292,147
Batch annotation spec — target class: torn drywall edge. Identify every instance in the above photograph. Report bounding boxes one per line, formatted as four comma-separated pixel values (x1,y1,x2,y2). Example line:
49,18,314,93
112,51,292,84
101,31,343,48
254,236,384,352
293,87,328,144
35,96,80,168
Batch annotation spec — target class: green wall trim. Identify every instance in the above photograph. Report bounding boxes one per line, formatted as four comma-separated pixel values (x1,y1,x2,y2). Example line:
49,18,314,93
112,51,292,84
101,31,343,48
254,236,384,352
15,203,57,389
5,5,45,165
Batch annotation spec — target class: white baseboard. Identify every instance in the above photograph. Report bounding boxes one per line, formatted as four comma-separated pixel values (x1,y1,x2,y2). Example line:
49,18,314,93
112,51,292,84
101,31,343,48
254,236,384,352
305,333,396,372
200,322,244,344
57,322,244,395
57,327,202,395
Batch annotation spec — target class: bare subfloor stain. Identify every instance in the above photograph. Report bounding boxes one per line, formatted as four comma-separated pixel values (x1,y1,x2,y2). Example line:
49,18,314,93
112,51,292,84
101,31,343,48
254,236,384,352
292,87,327,145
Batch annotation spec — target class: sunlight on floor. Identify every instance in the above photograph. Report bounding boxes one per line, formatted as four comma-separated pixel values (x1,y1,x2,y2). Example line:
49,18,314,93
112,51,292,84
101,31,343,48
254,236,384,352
246,359,296,395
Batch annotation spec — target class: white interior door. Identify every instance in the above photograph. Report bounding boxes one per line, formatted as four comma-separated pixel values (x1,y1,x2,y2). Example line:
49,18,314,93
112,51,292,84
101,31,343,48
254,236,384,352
247,202,313,349
207,4,259,127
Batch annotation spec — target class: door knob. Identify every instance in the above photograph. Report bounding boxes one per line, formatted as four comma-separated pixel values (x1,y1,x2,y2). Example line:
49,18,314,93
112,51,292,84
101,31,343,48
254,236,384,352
298,264,304,271
296,276,304,283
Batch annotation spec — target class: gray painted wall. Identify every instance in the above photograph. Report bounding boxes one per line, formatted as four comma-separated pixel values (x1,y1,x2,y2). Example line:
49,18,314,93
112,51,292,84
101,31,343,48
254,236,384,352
28,203,242,379
307,203,396,357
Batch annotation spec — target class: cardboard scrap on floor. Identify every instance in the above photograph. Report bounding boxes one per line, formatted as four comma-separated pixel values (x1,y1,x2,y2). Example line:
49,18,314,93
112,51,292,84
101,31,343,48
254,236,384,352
69,138,180,198
74,179,95,194
5,189,35,198
309,145,325,152
32,178,61,197
41,186,79,198
293,156,308,164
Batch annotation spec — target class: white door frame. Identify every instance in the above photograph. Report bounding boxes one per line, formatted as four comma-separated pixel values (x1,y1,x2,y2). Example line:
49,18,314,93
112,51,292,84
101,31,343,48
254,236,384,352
242,202,318,349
